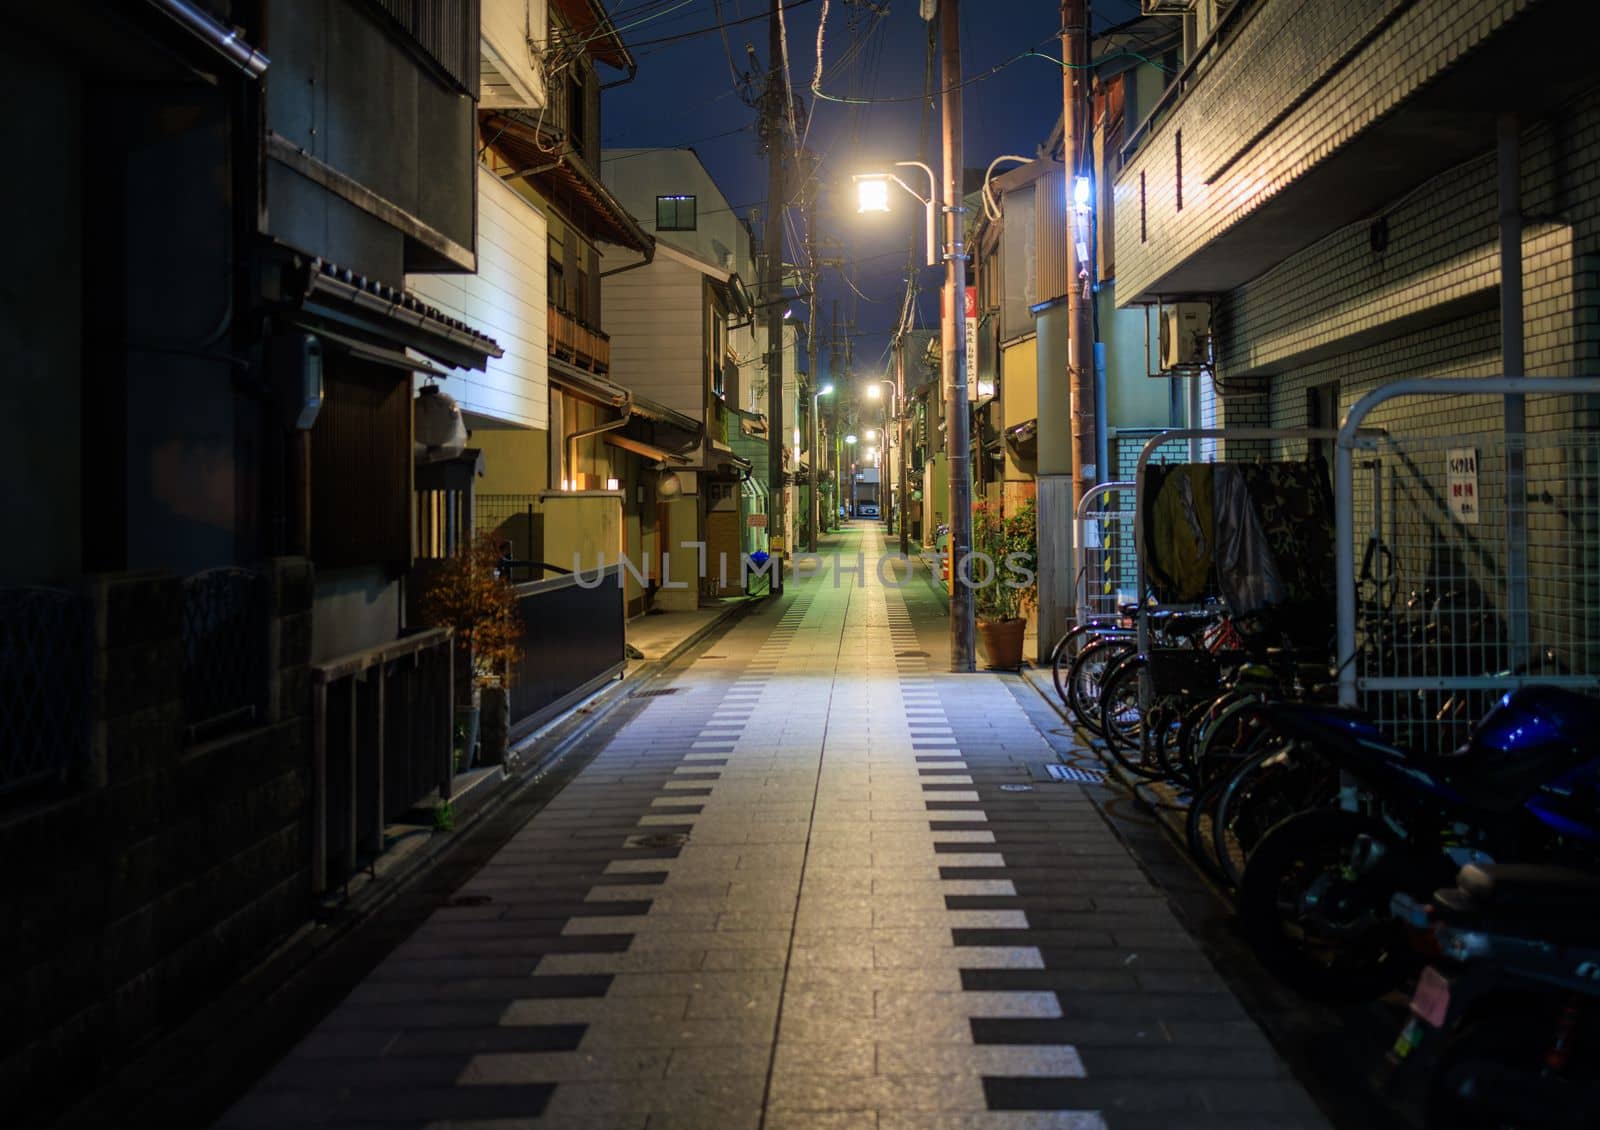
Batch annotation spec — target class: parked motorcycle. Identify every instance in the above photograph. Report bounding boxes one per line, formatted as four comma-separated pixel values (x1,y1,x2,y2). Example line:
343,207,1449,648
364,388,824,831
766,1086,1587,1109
1384,862,1600,1129
1233,686,1600,999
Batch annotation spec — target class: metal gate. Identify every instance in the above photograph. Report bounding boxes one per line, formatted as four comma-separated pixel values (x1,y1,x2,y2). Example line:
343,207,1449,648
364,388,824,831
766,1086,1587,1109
1075,481,1136,624
1335,378,1600,754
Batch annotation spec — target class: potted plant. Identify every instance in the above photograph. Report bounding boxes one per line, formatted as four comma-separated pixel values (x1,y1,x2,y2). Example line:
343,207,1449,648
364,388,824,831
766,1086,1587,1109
421,533,523,769
971,498,1037,670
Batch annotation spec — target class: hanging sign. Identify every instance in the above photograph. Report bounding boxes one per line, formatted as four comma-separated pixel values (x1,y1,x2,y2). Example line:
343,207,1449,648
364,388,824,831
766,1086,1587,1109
965,286,978,400
747,513,768,528
1447,448,1480,525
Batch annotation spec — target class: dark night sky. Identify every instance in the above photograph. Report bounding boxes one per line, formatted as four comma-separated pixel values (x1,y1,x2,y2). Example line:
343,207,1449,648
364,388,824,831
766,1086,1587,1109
600,0,1142,386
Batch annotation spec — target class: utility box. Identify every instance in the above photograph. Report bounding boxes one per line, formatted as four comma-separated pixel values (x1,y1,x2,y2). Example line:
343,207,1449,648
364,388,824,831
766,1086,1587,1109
1160,303,1211,370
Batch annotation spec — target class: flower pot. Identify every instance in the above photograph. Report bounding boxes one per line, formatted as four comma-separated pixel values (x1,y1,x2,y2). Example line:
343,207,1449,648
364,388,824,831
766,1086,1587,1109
977,617,1027,670
478,684,510,767
453,704,480,772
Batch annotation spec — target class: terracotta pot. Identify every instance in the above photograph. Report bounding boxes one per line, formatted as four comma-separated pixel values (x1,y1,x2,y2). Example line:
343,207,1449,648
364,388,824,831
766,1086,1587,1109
977,617,1027,670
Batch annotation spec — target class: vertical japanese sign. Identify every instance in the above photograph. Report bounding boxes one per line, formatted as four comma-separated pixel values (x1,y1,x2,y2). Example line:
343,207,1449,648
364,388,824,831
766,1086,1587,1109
964,286,978,400
1447,448,1480,524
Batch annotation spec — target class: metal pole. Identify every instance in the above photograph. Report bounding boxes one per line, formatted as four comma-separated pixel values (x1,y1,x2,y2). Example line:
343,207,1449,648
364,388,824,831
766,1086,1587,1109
1499,113,1528,670
942,0,975,672
764,0,786,594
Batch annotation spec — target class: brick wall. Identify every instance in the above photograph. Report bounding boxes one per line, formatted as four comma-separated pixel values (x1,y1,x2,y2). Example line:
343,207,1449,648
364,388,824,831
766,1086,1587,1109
0,559,314,1123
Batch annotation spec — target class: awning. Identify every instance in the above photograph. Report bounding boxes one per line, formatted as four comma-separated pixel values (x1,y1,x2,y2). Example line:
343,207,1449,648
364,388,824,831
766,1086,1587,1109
264,247,504,372
605,433,693,465
483,113,652,253
548,357,628,408
303,325,454,377
630,394,701,436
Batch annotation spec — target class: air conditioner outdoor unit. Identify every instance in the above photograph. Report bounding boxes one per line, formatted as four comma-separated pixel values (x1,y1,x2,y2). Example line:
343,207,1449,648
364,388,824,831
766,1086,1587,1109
1160,303,1211,370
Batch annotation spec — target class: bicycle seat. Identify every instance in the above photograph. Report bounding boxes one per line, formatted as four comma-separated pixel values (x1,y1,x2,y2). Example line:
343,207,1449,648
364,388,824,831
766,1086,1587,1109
1160,612,1214,642
1118,602,1142,617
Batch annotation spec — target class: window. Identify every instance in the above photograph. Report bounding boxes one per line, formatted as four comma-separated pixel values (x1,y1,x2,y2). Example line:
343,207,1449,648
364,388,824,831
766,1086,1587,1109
656,195,697,231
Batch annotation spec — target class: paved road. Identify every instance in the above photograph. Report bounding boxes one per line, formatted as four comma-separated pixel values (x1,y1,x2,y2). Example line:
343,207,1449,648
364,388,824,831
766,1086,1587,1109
217,525,1329,1129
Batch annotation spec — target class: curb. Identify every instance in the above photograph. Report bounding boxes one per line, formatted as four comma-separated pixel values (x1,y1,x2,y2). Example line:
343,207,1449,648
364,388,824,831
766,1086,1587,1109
1017,663,1201,859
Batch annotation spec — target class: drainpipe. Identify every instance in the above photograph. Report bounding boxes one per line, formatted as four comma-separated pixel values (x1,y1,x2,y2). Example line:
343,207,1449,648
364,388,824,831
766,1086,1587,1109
1500,113,1528,670
567,394,633,489
149,0,269,78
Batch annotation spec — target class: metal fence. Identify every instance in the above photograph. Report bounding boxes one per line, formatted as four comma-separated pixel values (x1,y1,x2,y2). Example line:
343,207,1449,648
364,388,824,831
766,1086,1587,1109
311,628,454,894
0,586,92,796
1335,378,1600,755
182,567,269,740
476,493,546,581
507,565,627,739
1075,481,1137,623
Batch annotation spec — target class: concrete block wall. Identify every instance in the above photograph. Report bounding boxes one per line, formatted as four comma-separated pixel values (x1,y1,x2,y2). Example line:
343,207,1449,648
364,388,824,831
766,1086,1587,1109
0,559,314,1123
1115,0,1537,301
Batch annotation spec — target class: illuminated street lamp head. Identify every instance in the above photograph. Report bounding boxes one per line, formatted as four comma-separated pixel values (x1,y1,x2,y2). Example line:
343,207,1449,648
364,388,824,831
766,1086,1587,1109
864,429,877,441
1074,175,1092,209
845,433,858,445
855,176,892,214
866,383,882,400
819,383,834,396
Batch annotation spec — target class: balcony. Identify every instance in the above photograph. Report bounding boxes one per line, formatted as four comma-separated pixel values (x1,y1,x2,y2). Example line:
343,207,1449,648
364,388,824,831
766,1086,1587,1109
1113,0,1592,304
549,305,611,374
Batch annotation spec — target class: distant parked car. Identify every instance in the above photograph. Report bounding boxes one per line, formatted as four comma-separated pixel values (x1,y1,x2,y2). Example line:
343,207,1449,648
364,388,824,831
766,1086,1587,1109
858,502,879,518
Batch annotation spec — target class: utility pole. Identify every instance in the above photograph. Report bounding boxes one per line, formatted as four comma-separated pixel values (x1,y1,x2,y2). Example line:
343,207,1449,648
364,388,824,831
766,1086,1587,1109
830,299,842,531
803,154,822,553
896,337,910,556
942,0,975,672
763,0,787,593
1064,0,1095,509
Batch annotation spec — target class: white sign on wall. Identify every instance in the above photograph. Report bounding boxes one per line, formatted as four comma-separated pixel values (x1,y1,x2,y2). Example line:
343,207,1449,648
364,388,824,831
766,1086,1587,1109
1447,448,1480,525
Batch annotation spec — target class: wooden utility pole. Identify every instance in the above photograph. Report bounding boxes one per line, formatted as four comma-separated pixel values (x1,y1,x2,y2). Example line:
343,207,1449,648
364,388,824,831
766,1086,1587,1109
830,299,842,531
763,0,787,593
942,0,975,671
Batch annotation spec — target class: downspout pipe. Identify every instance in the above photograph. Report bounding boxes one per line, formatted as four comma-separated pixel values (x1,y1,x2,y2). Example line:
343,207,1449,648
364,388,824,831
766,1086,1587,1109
567,393,633,488
150,0,269,78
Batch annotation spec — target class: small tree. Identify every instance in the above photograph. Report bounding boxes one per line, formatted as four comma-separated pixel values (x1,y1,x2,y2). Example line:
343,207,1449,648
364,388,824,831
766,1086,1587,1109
421,533,523,686
971,498,1038,623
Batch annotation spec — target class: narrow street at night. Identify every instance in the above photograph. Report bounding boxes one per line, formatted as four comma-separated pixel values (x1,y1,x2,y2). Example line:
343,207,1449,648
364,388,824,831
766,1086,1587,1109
214,525,1326,1129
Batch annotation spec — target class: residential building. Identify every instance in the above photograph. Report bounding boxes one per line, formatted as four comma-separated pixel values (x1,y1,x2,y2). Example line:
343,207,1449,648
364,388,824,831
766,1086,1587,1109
599,147,780,606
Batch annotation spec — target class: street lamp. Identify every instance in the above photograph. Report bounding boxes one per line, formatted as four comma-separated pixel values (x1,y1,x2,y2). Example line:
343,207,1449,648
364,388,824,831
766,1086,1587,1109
808,382,834,552
855,153,974,671
854,163,939,268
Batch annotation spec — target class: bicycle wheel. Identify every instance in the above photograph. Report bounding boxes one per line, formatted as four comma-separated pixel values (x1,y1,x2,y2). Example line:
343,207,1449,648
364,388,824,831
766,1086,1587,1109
1100,660,1165,779
1212,732,1340,890
1051,623,1129,707
1191,694,1273,790
1185,774,1232,884
1066,638,1132,735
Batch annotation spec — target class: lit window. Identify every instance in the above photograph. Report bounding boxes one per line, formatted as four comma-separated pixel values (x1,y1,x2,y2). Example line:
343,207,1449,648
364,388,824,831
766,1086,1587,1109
656,195,697,231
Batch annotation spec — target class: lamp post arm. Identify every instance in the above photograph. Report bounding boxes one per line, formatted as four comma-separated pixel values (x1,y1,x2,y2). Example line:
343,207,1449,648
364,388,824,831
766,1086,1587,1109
895,161,940,268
